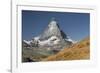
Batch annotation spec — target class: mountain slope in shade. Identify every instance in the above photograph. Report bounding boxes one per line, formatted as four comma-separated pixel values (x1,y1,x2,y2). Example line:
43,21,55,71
43,37,90,61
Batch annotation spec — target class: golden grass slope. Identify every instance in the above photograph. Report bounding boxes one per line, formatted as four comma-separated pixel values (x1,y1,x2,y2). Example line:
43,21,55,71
43,37,90,61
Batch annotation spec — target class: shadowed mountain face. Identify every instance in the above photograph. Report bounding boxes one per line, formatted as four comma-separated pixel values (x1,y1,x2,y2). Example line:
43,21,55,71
43,37,90,61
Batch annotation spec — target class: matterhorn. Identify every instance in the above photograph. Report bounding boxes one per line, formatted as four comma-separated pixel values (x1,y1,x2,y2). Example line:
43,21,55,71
23,18,74,50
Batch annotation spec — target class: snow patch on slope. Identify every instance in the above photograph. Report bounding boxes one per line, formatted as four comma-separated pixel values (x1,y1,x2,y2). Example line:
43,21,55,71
38,36,60,46
23,40,32,45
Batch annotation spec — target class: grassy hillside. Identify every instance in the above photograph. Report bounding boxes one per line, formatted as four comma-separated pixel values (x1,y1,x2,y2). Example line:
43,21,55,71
43,37,90,61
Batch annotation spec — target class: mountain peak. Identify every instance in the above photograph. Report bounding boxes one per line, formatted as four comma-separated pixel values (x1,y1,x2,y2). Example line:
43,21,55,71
34,17,74,46
48,17,59,28
38,18,61,40
51,17,56,21
23,18,73,48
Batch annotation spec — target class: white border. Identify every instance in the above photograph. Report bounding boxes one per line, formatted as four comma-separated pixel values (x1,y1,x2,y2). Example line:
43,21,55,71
12,4,97,73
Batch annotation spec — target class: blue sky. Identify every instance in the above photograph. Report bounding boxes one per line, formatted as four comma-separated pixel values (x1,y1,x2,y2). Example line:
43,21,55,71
22,10,90,41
